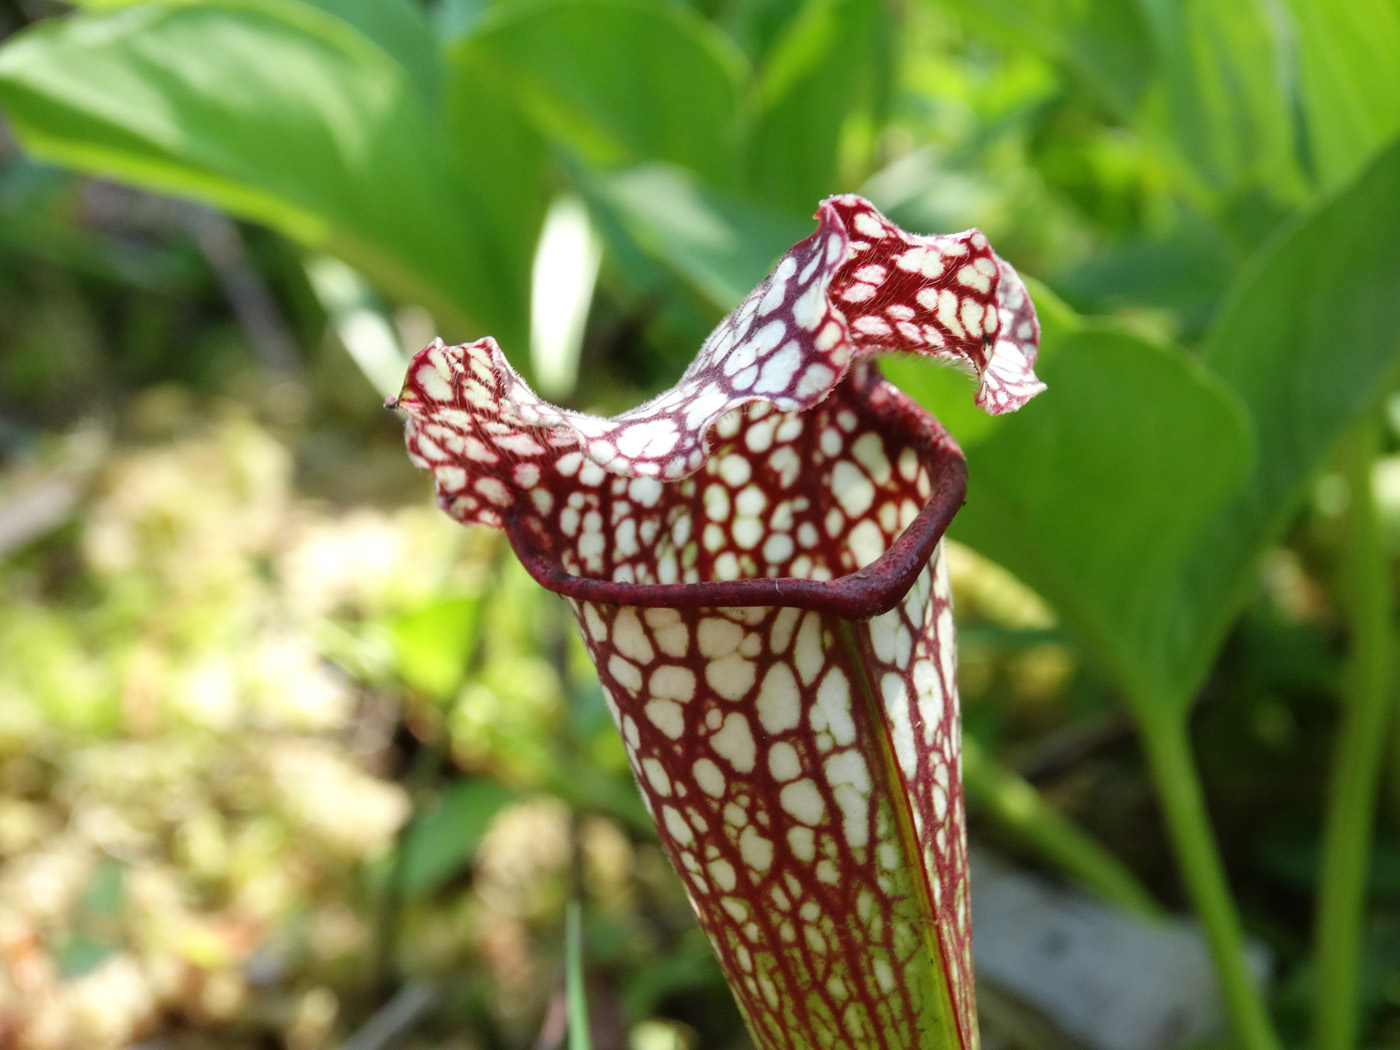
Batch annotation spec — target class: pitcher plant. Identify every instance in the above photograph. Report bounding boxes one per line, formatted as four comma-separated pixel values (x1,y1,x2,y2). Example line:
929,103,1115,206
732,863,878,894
390,196,1043,1050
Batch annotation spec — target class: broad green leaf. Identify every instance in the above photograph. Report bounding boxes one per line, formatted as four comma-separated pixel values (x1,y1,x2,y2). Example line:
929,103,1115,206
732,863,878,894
1143,134,1400,706
455,0,745,187
56,936,116,978
585,164,811,311
431,0,491,42
441,36,550,343
72,0,441,103
1283,0,1400,191
1135,0,1308,202
1053,219,1237,339
293,0,440,105
743,0,882,211
952,332,1253,706
0,3,528,346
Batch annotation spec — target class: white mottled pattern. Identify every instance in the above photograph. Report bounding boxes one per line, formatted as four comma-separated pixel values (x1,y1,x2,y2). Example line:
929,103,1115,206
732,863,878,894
572,542,973,1050
394,196,1039,542
392,194,1038,1050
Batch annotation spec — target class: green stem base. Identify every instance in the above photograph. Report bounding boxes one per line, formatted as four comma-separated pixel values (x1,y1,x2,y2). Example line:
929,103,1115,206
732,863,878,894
1137,711,1281,1050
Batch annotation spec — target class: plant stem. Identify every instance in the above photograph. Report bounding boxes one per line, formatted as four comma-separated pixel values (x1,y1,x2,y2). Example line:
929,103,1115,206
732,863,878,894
961,737,1164,919
1137,708,1281,1050
1313,421,1393,1050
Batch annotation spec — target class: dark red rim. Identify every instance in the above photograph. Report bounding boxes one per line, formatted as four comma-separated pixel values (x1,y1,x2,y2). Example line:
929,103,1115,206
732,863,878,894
505,377,966,619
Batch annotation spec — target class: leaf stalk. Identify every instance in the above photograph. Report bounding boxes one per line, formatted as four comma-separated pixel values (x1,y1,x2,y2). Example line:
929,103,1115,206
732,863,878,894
1136,706,1281,1050
1313,419,1394,1050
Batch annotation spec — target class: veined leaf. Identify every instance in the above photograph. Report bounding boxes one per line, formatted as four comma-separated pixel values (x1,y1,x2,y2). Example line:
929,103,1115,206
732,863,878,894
1283,0,1400,191
1135,0,1308,202
0,2,529,346
453,0,746,187
952,332,1254,708
744,0,883,211
948,138,1400,719
1143,134,1400,707
585,163,811,311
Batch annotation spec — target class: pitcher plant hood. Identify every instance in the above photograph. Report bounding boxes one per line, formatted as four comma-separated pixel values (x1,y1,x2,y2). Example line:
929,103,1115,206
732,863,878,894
390,195,1042,1050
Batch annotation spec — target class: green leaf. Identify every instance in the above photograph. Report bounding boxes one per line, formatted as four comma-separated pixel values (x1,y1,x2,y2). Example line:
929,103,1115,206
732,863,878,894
292,0,441,105
56,935,116,978
1283,0,1400,191
743,0,882,211
455,0,746,187
0,2,529,346
955,139,1400,720
66,0,441,103
79,858,127,917
584,163,812,311
952,331,1254,707
1135,0,1308,202
389,595,483,699
1053,219,1237,338
566,898,594,1050
440,40,550,345
1143,134,1400,706
716,0,808,63
395,778,515,896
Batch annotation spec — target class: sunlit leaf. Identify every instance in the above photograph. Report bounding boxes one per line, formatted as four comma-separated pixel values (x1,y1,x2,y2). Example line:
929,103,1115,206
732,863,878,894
585,163,811,311
952,137,1400,720
1144,133,1400,706
67,0,441,101
744,0,883,211
1135,0,1308,201
0,2,527,345
453,0,746,187
530,194,604,399
952,331,1253,707
440,40,549,348
1283,0,1400,190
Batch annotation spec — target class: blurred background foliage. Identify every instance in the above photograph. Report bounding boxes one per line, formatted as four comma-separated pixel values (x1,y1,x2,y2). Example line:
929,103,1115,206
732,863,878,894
0,0,1398,1048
